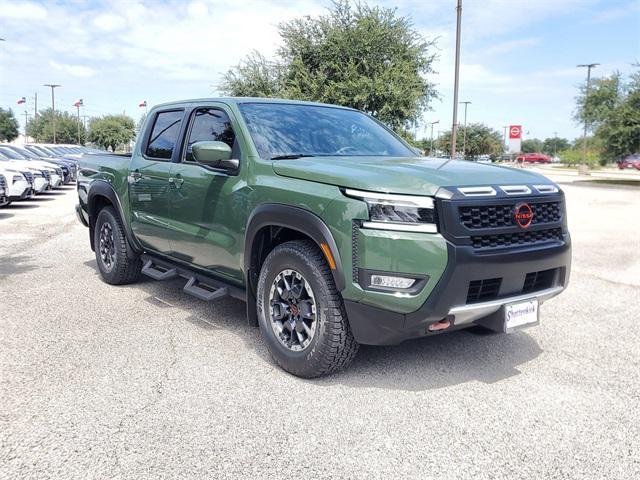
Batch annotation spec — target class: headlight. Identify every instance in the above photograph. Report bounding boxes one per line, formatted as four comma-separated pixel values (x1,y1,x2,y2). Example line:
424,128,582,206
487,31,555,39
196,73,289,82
344,189,437,233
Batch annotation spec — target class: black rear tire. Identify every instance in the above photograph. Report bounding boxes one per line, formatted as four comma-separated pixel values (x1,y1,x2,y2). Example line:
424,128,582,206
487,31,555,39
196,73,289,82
256,240,359,378
94,206,141,285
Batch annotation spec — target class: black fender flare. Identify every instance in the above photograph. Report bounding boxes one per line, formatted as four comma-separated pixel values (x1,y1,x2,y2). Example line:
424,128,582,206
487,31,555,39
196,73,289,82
244,204,346,325
87,180,142,254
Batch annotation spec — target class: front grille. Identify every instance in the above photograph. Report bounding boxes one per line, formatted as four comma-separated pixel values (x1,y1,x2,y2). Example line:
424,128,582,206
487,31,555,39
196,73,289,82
41,170,51,180
471,228,563,250
523,269,556,293
0,174,6,190
459,201,562,229
22,171,34,186
467,277,502,303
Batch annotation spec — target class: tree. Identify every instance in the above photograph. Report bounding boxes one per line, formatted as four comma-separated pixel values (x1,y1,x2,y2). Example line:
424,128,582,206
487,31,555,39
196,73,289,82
573,66,640,161
26,108,86,144
434,123,503,158
521,138,544,153
0,108,20,142
542,137,570,155
221,0,438,131
574,72,622,130
88,115,136,151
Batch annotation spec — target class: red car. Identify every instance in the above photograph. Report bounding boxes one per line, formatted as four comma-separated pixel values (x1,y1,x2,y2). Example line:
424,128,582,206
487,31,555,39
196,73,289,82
617,154,640,170
516,152,551,164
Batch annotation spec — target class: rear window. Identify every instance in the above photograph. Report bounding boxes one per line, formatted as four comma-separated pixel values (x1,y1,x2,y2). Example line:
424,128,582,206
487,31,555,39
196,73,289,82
146,110,184,159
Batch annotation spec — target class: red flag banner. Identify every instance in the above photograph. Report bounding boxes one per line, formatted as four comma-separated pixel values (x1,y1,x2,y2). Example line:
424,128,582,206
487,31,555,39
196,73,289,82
139,100,147,108
16,97,26,104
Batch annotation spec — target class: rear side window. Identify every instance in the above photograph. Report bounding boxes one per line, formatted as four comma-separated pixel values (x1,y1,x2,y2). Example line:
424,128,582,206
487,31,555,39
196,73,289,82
146,110,183,159
184,108,236,162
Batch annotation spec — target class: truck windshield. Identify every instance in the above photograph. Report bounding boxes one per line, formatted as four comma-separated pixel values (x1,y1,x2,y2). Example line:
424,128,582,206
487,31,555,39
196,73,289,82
239,103,415,160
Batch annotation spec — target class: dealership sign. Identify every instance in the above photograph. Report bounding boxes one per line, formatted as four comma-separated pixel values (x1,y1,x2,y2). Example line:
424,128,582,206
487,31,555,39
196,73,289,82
508,124,522,153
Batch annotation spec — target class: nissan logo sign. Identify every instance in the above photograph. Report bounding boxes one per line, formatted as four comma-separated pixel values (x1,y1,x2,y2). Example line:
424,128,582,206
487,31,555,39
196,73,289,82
514,203,533,228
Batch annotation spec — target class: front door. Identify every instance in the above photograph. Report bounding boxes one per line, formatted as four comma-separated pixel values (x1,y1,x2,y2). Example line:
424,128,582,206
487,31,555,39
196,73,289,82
129,109,185,254
166,105,245,283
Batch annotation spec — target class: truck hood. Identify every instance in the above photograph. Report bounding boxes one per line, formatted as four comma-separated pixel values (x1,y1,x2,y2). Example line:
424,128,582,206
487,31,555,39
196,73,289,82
272,156,552,195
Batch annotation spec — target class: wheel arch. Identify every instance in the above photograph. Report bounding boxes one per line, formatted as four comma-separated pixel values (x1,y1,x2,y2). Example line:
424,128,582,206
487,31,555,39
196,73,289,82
244,204,346,326
87,180,141,255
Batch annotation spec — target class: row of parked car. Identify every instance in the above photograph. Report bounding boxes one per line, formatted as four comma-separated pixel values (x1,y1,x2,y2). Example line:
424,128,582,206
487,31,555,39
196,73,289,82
0,144,101,207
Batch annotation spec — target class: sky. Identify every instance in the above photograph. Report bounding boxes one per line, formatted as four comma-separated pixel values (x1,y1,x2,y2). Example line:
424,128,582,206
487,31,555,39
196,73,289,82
0,0,638,142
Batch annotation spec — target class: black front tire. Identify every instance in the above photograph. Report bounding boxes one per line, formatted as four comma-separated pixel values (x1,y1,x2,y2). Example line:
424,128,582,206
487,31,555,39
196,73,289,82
256,240,359,378
94,206,142,285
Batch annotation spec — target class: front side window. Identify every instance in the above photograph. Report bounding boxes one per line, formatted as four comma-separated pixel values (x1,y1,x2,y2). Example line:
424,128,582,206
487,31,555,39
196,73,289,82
146,110,184,159
239,103,415,160
184,108,236,162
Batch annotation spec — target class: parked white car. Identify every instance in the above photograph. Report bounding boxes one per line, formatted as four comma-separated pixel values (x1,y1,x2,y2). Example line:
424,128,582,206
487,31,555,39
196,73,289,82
0,173,9,206
0,150,61,189
0,166,32,201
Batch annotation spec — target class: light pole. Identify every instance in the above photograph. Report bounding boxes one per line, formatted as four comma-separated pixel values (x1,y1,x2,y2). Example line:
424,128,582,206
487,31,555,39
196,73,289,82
23,111,30,141
459,101,471,159
74,99,84,144
552,131,558,157
429,120,440,156
577,63,599,169
451,0,463,159
43,84,61,144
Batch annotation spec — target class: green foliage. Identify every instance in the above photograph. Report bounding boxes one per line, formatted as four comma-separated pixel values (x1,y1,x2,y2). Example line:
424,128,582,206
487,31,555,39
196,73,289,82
434,123,504,158
26,108,86,144
559,148,601,168
595,86,640,160
221,51,286,98
574,73,622,129
521,138,543,153
0,108,19,142
542,137,570,155
220,0,438,131
574,66,640,160
88,115,136,151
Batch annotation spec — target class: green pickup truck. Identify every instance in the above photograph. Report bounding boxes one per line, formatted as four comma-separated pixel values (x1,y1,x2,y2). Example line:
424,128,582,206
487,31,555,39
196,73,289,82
76,98,571,377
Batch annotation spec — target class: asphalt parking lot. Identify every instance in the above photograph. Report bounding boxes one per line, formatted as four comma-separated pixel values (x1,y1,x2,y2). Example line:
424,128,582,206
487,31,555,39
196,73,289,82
1,180,639,479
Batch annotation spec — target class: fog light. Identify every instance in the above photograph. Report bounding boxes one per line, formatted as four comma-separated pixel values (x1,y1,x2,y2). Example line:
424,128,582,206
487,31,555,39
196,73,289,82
370,275,415,289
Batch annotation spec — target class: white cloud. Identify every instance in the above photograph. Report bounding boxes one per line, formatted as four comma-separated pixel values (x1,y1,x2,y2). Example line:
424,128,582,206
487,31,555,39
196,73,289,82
0,0,47,20
485,37,541,55
50,61,96,78
92,13,127,33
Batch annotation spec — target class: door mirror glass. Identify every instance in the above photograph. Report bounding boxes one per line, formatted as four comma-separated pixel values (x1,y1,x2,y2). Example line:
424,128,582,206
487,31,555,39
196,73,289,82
191,141,237,170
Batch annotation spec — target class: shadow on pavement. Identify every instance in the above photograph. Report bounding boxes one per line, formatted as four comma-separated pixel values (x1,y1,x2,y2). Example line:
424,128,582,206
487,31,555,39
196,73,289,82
0,212,14,220
82,259,543,392
0,254,39,275
3,202,41,209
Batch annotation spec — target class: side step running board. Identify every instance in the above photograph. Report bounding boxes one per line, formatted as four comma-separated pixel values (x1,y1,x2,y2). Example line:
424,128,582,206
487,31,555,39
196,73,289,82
183,277,228,302
139,253,245,304
142,259,178,281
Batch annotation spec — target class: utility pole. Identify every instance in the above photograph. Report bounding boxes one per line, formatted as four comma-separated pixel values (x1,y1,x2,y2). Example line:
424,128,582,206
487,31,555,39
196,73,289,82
43,84,61,144
577,63,599,170
429,120,440,156
451,0,462,159
502,126,509,151
552,131,558,157
23,111,30,142
81,115,90,130
459,101,471,159
74,99,84,144
34,92,38,118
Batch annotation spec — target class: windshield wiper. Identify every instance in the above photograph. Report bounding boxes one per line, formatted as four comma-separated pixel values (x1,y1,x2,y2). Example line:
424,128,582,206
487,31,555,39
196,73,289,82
270,154,316,160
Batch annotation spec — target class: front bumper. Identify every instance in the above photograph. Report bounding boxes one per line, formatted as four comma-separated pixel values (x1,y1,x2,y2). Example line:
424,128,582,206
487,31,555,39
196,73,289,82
345,237,571,345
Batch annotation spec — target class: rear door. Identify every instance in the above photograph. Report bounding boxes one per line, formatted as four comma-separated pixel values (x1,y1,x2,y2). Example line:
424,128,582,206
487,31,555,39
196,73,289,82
166,104,246,283
129,109,185,254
